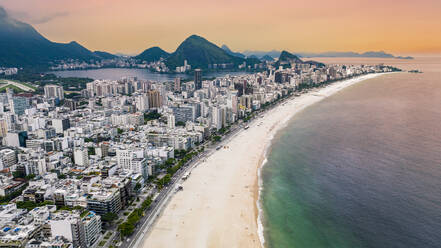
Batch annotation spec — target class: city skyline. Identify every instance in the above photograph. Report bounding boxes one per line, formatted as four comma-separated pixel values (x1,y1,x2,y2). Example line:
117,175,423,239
1,0,440,55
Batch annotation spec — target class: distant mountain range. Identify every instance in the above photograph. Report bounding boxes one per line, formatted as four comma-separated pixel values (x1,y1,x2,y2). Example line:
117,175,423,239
243,50,282,59
0,7,114,68
242,49,413,60
0,6,412,71
296,51,413,59
221,45,245,58
260,55,274,61
221,47,274,61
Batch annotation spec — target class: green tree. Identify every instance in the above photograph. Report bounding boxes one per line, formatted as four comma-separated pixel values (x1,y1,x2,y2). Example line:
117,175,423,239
141,197,153,211
212,135,221,142
87,147,95,156
16,200,54,211
24,174,36,180
144,111,162,122
134,183,142,191
164,158,175,167
118,222,135,237
163,174,171,185
102,212,118,223
176,121,185,126
12,171,26,179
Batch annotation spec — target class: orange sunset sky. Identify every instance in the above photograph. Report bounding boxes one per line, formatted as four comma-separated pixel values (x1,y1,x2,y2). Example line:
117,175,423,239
1,0,440,55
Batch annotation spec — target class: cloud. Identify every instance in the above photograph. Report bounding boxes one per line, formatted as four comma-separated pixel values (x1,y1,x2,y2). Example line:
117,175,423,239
6,8,69,24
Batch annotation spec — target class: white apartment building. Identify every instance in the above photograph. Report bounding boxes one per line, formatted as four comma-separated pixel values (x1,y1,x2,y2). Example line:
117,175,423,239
44,85,64,100
116,149,148,178
135,94,149,112
74,148,89,167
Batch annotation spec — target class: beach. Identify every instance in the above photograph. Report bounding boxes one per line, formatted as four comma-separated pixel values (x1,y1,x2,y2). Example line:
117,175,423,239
140,73,382,248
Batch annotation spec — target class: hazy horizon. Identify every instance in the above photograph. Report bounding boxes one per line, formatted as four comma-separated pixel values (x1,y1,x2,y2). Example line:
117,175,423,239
1,0,440,56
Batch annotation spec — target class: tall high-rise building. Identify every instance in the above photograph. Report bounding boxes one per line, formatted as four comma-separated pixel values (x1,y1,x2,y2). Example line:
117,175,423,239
81,211,102,247
242,80,247,95
49,211,101,248
116,149,146,173
147,90,161,109
9,97,30,115
167,114,175,129
74,147,89,166
0,118,7,137
174,77,181,92
100,142,110,157
86,188,121,216
0,149,17,168
5,131,28,147
211,106,222,130
64,99,77,111
135,94,149,112
52,118,70,134
194,69,202,90
228,93,238,114
44,84,64,100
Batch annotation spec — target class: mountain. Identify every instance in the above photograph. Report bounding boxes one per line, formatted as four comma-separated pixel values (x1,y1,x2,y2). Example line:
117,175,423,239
134,46,170,62
276,50,324,68
165,35,257,70
221,45,245,58
0,7,108,69
360,51,394,58
278,51,303,64
93,51,118,59
260,55,274,61
245,57,262,66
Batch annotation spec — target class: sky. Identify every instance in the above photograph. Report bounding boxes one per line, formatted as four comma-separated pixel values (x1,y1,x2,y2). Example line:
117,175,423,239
1,0,440,55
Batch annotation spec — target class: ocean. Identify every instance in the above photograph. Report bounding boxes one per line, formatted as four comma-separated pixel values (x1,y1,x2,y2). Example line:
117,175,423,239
261,57,441,248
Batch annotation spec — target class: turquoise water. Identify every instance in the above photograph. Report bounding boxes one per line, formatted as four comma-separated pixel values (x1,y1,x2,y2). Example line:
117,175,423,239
261,64,441,248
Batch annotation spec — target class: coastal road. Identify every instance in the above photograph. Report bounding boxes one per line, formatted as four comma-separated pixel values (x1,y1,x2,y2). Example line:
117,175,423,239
124,124,252,248
122,151,212,248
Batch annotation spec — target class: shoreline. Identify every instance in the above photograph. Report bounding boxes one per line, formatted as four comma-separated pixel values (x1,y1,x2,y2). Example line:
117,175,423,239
141,73,384,248
255,73,385,248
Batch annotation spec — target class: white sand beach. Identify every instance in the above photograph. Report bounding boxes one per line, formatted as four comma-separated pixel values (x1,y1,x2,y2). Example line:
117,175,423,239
140,73,381,248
